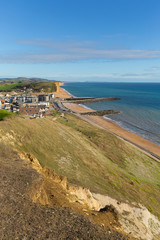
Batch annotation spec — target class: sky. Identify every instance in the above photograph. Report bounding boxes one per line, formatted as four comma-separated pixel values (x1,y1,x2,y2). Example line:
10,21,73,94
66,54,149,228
0,0,160,82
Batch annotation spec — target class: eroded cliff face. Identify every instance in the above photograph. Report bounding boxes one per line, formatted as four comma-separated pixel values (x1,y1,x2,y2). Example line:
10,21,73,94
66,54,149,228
93,194,160,240
17,150,160,240
2,145,122,240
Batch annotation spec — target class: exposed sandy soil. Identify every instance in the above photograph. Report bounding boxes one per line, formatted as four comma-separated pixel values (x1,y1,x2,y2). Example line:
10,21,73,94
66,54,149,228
54,88,72,98
0,144,134,240
63,102,94,113
60,88,160,160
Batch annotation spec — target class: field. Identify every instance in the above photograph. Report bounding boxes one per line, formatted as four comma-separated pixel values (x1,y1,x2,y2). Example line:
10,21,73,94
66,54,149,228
0,113,160,218
0,81,57,92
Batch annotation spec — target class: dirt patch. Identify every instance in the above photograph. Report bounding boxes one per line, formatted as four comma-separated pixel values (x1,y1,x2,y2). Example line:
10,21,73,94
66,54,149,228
0,144,134,240
93,193,160,240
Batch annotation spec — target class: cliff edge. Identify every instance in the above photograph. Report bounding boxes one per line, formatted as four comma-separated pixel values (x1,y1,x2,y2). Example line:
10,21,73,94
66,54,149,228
0,144,133,240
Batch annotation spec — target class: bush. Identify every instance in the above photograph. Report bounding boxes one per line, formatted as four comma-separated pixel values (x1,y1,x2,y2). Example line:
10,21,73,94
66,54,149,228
0,109,13,121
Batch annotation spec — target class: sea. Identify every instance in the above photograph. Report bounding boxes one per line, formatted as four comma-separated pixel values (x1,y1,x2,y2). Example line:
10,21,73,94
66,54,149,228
62,82,160,146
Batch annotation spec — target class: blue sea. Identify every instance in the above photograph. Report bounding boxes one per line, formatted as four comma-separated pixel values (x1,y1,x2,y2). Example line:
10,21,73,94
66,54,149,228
62,82,160,146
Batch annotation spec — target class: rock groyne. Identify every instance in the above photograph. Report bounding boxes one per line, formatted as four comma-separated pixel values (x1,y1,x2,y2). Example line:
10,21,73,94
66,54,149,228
81,110,120,116
63,97,121,104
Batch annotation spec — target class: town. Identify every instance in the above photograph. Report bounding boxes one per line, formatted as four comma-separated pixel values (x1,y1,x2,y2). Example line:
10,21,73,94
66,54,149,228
0,92,55,118
0,82,120,118
0,79,65,118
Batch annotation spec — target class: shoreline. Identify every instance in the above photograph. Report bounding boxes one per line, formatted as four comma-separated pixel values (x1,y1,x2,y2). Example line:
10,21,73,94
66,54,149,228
56,87,160,161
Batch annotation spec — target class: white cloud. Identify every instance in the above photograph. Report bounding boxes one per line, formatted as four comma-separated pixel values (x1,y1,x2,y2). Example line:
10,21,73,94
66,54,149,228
46,72,160,80
152,66,160,71
1,39,160,63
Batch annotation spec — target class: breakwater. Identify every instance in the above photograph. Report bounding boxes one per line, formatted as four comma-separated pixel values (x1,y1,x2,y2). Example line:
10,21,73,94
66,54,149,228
63,97,120,104
81,110,120,116
64,97,95,101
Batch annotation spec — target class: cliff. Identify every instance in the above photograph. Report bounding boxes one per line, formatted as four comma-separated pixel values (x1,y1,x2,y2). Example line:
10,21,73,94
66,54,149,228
0,144,134,240
0,114,160,239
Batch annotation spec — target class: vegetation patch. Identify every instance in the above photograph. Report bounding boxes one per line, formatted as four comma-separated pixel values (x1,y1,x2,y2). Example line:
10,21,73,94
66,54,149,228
0,114,160,218
0,109,13,121
0,81,56,92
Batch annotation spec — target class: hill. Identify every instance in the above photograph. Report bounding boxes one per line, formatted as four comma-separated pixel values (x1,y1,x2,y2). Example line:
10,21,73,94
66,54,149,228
1,114,160,216
1,144,132,240
0,114,160,239
0,80,57,92
0,77,56,83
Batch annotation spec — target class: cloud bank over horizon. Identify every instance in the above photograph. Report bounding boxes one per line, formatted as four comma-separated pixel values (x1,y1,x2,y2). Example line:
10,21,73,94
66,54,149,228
1,39,160,64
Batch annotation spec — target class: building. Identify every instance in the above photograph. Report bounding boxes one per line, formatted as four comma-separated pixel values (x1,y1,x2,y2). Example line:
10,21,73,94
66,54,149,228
19,106,43,118
11,94,52,104
19,105,50,118
10,103,19,113
13,95,39,104
0,99,5,109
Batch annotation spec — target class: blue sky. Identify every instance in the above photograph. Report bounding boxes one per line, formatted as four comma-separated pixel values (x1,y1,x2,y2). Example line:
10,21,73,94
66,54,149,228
0,0,160,82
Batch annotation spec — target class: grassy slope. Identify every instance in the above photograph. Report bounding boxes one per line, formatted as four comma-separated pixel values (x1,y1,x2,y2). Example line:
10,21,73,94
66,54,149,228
0,81,56,92
0,83,20,91
0,114,160,218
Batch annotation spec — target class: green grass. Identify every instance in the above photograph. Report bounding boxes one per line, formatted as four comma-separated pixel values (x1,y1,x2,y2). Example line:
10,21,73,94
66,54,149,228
0,109,13,120
0,77,51,83
0,114,160,218
51,110,61,117
0,83,20,91
0,81,56,92
57,115,134,168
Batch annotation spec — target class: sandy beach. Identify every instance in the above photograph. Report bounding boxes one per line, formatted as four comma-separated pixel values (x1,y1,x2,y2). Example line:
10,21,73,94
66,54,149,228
57,88,160,161
54,88,72,98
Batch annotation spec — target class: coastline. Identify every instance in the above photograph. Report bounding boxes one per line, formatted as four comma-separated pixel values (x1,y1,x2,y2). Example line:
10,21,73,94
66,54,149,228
57,87,160,161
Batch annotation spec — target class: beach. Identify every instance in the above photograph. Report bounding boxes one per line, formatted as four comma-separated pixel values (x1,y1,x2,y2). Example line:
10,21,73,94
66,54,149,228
54,87,72,98
57,87,160,161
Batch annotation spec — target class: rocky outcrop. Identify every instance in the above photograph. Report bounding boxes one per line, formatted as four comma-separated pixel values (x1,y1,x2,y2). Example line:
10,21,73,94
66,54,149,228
93,194,160,240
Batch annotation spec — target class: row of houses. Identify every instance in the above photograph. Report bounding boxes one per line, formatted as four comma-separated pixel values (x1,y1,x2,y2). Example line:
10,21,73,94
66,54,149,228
19,105,51,118
0,93,55,118
9,93,54,104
